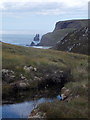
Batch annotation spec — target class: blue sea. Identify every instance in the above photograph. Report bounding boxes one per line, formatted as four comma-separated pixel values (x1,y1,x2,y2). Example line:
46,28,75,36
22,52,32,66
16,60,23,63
0,34,35,46
0,34,51,49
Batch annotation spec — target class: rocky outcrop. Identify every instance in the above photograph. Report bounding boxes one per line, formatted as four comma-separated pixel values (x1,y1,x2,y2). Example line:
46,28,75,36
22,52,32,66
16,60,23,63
33,34,40,41
54,20,87,31
2,69,15,83
30,41,36,46
23,65,37,72
61,87,71,101
29,108,46,119
39,19,88,46
2,67,71,100
30,34,40,46
54,27,88,55
2,69,30,90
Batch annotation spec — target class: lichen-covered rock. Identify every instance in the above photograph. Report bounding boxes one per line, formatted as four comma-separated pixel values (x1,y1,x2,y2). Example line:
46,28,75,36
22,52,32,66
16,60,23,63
61,87,71,100
2,69,15,83
33,67,37,72
23,65,37,72
14,81,30,90
28,108,46,119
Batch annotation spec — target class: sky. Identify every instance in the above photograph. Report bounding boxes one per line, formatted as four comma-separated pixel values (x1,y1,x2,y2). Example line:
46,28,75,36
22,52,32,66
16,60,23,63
0,0,89,34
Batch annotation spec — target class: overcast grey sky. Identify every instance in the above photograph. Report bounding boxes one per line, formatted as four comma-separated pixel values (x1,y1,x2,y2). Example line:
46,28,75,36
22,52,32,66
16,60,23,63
0,0,89,34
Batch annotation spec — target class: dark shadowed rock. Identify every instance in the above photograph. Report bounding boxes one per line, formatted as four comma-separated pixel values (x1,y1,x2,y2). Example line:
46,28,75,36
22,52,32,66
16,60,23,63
34,34,40,41
30,41,36,46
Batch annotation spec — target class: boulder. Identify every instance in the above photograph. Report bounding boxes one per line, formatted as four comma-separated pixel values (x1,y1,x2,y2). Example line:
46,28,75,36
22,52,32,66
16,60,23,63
2,69,15,83
33,67,37,72
61,87,71,100
23,65,34,72
29,108,46,119
15,81,30,90
20,74,26,80
24,65,37,72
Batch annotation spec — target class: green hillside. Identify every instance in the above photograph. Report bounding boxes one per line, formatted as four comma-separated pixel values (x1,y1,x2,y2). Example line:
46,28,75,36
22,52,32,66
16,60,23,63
2,43,89,118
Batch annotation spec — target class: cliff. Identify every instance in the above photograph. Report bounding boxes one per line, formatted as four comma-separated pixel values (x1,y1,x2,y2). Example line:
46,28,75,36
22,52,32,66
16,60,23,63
53,27,88,55
39,19,88,46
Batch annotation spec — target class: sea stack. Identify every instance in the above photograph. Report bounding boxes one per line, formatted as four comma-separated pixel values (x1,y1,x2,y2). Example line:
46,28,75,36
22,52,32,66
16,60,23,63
30,34,40,46
34,34,40,41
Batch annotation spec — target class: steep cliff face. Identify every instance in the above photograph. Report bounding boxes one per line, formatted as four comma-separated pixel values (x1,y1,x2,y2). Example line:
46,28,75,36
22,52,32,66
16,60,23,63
39,19,88,46
54,20,87,31
54,27,88,55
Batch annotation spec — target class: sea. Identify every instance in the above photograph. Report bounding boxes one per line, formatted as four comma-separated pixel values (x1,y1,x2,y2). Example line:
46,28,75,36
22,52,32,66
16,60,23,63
0,34,34,46
0,34,51,49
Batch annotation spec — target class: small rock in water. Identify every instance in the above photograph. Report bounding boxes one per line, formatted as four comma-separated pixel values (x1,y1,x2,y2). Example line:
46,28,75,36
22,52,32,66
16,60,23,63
57,95,62,100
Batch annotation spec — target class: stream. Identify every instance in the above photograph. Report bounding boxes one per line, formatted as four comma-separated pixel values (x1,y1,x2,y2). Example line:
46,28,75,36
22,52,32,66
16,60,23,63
0,97,56,118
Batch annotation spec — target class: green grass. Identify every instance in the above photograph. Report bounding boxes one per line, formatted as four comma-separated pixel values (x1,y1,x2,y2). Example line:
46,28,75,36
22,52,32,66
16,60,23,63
38,97,88,118
2,43,88,74
2,42,88,89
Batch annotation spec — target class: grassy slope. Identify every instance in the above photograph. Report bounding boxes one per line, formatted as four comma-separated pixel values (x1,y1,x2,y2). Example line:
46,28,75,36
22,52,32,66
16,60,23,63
2,43,89,118
39,28,75,46
2,43,88,80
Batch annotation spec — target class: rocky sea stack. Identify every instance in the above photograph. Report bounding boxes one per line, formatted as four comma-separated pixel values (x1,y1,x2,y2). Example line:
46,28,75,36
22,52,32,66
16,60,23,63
30,34,40,46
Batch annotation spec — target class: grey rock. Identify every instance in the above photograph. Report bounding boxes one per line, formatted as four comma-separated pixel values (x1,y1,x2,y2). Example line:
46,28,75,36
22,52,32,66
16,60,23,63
15,81,30,90
2,69,15,83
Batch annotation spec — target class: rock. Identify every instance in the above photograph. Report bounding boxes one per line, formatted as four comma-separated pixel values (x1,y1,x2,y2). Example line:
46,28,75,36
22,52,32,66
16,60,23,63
54,27,88,55
61,87,67,93
30,34,40,46
15,81,30,90
20,74,26,80
2,69,15,83
61,94,67,100
61,87,71,100
34,34,40,41
23,66,30,72
39,19,88,46
30,41,36,46
34,76,41,81
29,108,46,119
24,65,36,72
33,68,37,72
